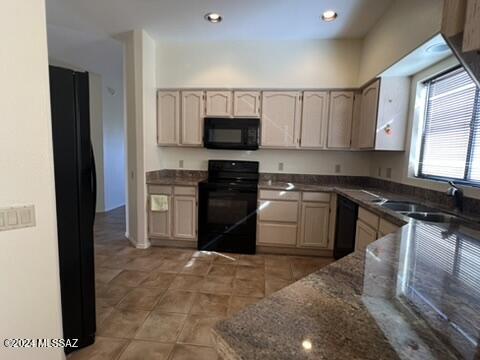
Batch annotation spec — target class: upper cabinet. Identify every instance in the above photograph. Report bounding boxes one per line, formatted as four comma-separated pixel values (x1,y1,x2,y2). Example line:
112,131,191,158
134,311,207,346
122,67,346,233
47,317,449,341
358,81,379,149
181,91,205,146
300,91,329,149
157,91,180,146
327,91,354,149
233,91,261,117
205,91,232,117
261,91,301,148
357,77,410,151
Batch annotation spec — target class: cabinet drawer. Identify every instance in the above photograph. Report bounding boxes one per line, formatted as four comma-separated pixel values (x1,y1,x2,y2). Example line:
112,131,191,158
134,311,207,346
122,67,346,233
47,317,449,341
258,200,299,223
358,208,379,229
378,218,399,235
149,185,173,195
259,190,300,201
302,192,330,202
258,223,297,246
174,186,196,196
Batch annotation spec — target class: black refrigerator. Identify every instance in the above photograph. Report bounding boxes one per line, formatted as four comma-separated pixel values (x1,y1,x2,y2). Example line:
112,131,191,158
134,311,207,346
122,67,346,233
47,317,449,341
49,66,96,353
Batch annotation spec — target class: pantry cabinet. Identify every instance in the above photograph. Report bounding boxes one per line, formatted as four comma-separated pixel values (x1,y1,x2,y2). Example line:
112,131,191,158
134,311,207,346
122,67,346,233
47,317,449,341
233,91,261,117
300,91,329,149
181,91,205,146
261,91,301,148
327,91,354,149
205,91,232,117
157,91,180,145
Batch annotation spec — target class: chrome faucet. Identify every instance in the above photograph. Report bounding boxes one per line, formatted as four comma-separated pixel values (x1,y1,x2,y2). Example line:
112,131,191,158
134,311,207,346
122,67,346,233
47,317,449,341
447,181,464,212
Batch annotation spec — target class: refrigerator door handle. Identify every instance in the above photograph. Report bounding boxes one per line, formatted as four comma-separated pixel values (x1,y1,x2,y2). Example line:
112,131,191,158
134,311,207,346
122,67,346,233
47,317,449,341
90,143,97,220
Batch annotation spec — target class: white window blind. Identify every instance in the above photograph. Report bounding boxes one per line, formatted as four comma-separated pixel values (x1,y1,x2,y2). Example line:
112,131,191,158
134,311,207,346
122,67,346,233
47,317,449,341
418,67,480,184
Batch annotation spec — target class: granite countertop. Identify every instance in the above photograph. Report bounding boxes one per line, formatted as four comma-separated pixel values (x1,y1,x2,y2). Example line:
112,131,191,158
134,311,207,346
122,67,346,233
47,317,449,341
146,170,207,186
213,221,480,359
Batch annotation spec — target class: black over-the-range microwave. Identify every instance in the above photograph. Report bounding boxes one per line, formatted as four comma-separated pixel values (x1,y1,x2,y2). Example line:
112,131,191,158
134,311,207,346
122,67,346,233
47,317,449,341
203,117,260,150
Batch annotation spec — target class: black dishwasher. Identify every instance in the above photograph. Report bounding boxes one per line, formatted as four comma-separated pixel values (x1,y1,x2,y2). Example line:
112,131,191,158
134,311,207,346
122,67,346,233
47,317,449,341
334,196,359,260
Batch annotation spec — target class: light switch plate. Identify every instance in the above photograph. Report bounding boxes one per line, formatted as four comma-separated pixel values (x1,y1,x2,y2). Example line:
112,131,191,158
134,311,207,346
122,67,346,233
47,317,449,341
0,205,35,232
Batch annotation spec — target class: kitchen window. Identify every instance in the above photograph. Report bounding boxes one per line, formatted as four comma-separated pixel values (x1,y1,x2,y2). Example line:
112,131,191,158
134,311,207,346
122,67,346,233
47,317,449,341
417,67,480,185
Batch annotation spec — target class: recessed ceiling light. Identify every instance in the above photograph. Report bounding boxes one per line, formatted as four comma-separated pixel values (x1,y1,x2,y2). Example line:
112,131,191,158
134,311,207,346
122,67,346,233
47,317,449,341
321,10,338,22
204,12,222,23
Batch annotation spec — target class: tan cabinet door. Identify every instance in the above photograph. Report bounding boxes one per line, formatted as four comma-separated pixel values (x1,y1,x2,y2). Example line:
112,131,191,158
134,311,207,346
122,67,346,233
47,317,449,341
157,91,180,146
148,195,172,238
327,91,354,148
181,91,204,146
173,196,196,240
358,80,379,149
355,220,377,251
205,91,232,117
233,91,261,117
257,222,298,247
298,202,330,248
300,91,329,149
261,91,301,148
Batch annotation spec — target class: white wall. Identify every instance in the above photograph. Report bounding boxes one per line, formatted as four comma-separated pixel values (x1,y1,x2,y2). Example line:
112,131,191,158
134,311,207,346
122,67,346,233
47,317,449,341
151,39,372,174
48,27,126,212
157,39,362,89
358,0,444,85
0,0,64,359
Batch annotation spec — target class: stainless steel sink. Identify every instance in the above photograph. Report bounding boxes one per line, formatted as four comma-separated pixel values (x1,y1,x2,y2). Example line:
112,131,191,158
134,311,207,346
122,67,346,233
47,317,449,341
402,212,458,223
379,200,434,213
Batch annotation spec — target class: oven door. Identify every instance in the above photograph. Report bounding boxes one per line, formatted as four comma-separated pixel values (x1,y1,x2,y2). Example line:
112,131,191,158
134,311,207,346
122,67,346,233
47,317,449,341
198,183,257,253
203,118,259,150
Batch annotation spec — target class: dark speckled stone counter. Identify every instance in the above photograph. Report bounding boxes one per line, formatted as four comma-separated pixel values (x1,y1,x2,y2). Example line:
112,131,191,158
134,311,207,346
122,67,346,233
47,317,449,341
146,169,207,186
213,222,480,359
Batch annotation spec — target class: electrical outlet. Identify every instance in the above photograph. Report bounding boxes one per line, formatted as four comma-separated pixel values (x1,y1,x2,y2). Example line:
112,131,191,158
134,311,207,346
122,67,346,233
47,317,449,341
179,160,184,169
386,168,392,179
278,162,284,171
335,164,341,174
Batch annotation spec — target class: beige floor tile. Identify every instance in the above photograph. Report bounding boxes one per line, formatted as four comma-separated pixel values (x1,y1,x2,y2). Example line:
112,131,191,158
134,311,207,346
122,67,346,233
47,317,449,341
235,265,265,280
169,275,205,291
96,285,132,307
98,308,150,339
168,344,218,360
180,259,211,276
96,305,114,327
265,264,293,281
191,251,216,262
156,259,188,273
237,254,265,267
207,264,236,277
178,315,223,347
228,296,260,316
95,268,123,285
68,337,128,360
154,290,196,314
232,278,265,298
140,272,176,289
291,263,322,280
118,340,173,360
190,293,230,317
99,256,132,269
264,255,292,267
117,287,166,311
110,270,150,287
265,278,292,296
135,312,187,343
212,253,239,265
201,275,234,295
124,256,162,272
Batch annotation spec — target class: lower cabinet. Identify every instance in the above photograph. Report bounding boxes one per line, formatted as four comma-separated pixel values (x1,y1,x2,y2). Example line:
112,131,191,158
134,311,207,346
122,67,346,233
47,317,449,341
298,202,330,248
148,185,197,242
257,190,332,251
355,219,377,251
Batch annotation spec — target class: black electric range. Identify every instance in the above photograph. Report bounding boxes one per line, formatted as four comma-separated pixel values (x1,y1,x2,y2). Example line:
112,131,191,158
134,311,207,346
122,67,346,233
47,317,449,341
198,160,259,254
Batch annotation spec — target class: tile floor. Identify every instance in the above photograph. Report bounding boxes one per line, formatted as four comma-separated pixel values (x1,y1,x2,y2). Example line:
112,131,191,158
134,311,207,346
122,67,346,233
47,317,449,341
69,206,334,360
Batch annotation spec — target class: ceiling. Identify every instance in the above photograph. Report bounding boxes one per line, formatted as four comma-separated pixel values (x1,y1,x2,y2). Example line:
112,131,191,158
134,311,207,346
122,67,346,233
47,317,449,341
45,0,394,42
